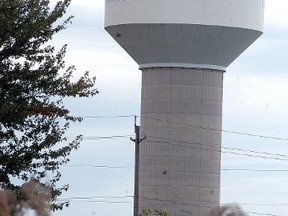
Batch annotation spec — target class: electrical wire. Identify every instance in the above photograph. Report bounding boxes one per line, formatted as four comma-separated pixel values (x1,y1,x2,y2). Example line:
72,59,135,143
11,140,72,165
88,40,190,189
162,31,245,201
56,115,287,216
57,194,288,207
140,115,288,142
69,200,131,204
65,132,288,161
57,195,133,204
54,115,287,216
64,164,288,172
145,136,288,162
58,195,133,200
82,135,133,140
224,203,288,206
66,135,133,141
56,195,283,216
64,164,133,169
77,114,288,142
64,132,288,161
221,168,288,172
82,115,135,119
148,135,288,158
56,192,288,216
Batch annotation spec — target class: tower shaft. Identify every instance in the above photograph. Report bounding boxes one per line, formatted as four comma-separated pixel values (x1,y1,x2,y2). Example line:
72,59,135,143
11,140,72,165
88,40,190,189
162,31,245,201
139,68,223,216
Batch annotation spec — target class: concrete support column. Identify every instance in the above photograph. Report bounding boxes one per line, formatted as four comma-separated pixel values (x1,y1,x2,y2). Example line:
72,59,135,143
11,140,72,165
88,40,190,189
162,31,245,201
139,67,224,216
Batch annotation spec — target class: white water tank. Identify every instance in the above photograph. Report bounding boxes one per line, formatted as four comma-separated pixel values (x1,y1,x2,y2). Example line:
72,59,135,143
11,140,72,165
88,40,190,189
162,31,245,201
105,0,264,70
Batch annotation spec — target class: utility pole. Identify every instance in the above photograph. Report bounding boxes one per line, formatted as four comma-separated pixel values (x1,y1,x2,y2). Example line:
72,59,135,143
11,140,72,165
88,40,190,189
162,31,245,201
131,116,145,216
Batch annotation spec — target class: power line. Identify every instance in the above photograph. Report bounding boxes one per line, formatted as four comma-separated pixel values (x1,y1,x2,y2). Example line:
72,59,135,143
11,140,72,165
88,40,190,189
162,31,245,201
145,136,288,162
76,114,288,142
62,131,288,165
82,115,135,119
69,200,131,204
140,115,288,142
64,132,288,161
58,194,288,207
64,164,288,172
222,150,288,162
82,135,133,140
58,195,133,204
226,203,288,206
66,135,133,141
223,146,288,159
64,164,133,169
58,195,133,200
221,168,288,172
56,193,286,216
56,195,284,215
154,135,288,159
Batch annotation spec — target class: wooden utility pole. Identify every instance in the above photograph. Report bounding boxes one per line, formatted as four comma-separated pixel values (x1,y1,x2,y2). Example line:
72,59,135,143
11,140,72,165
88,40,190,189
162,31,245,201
131,116,145,216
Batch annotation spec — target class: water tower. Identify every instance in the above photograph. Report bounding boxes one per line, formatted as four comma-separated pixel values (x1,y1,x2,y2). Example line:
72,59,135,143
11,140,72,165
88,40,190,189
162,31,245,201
105,1,264,216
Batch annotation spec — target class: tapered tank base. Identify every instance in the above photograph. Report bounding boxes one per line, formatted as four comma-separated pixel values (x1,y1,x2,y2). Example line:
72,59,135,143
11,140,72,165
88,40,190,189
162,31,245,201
139,67,224,216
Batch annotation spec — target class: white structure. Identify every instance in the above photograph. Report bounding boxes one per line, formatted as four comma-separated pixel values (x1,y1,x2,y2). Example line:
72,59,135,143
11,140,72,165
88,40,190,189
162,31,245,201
105,1,264,216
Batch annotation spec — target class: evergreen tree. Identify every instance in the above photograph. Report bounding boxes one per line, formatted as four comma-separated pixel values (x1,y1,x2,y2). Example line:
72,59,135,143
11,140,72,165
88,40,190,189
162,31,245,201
0,0,98,210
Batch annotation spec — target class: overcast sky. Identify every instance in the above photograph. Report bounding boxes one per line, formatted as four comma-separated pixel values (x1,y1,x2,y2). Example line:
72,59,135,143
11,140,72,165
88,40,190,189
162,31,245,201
45,1,288,216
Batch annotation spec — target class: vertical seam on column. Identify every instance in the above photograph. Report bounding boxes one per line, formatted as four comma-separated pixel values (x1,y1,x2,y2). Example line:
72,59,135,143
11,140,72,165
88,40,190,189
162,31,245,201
200,69,204,183
169,68,172,130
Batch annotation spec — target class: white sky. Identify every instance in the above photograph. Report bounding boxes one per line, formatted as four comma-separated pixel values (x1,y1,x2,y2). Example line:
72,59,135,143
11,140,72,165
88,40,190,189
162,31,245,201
45,1,288,216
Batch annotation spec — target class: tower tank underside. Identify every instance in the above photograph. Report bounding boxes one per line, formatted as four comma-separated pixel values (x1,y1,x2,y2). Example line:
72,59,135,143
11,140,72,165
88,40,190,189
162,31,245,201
106,24,262,70
104,0,264,215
